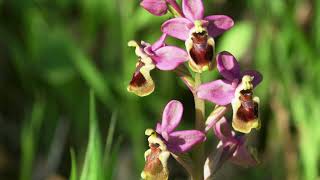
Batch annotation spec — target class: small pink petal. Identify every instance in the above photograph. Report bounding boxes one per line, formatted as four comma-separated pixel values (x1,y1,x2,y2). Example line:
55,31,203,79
153,46,188,70
208,144,237,175
230,145,259,167
205,106,228,133
151,33,167,51
217,51,241,81
156,122,162,134
161,18,192,41
241,70,263,87
161,100,183,133
182,0,204,21
161,131,170,141
140,0,168,16
213,117,238,145
197,79,235,105
205,15,234,37
167,130,206,153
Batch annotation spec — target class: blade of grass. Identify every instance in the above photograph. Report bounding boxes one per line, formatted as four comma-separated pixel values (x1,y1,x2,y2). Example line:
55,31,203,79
70,149,77,180
106,136,123,180
80,90,103,180
20,97,46,180
104,111,118,165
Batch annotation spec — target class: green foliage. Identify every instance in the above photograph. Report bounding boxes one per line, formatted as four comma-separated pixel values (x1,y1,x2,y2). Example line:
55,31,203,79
70,149,77,180
217,21,254,60
20,97,46,180
79,91,103,180
70,91,120,180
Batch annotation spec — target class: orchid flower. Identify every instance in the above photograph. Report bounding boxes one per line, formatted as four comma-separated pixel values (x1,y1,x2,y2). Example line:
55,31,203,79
214,117,259,167
204,117,259,179
128,34,188,96
141,100,206,179
197,51,263,133
147,100,206,153
161,0,234,72
140,0,182,16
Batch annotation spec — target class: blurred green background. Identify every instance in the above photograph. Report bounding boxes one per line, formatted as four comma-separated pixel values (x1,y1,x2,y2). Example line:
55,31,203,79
0,0,319,179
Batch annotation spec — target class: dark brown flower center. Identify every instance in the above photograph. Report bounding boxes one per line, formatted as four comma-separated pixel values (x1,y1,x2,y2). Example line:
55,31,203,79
129,60,146,87
144,143,163,175
236,89,258,122
189,32,214,66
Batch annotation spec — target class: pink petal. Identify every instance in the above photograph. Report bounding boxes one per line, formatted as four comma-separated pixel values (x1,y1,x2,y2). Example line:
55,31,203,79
230,145,259,167
140,0,168,16
161,100,183,133
241,70,263,87
205,15,234,37
182,0,204,21
197,79,235,105
207,144,237,175
161,18,192,41
153,46,188,70
166,130,206,153
151,33,167,51
213,117,238,145
205,106,228,133
216,51,241,81
156,122,162,134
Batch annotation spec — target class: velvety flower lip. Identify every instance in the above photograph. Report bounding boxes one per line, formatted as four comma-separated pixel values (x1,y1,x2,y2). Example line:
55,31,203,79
127,34,188,96
213,117,259,167
142,130,170,180
154,100,206,153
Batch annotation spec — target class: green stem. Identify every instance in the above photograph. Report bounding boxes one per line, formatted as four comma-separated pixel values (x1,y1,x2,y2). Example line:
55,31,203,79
192,73,206,180
168,4,183,18
174,64,195,92
194,73,205,130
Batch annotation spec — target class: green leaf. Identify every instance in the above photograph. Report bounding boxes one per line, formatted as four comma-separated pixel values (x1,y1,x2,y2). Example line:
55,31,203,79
70,149,77,180
105,136,123,179
80,90,103,180
20,97,46,180
69,46,115,108
104,111,118,165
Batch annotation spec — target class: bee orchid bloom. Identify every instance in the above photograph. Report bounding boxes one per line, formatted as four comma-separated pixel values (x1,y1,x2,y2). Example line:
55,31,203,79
197,51,262,133
148,100,206,153
128,34,188,96
213,117,259,167
161,0,234,72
